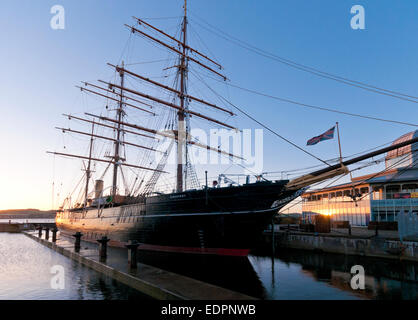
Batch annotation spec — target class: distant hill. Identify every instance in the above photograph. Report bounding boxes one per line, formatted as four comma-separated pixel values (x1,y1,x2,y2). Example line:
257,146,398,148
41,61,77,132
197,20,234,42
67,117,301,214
0,209,56,219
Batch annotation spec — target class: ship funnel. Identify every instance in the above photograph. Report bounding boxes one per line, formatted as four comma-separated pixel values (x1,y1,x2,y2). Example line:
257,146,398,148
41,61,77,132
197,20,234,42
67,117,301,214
95,180,104,198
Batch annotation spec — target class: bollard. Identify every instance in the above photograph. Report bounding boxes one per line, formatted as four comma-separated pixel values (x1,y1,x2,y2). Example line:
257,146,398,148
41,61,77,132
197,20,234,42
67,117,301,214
72,232,83,252
348,224,352,236
271,219,275,257
38,226,43,238
125,240,140,269
52,228,58,243
45,228,50,241
97,236,110,261
205,170,208,206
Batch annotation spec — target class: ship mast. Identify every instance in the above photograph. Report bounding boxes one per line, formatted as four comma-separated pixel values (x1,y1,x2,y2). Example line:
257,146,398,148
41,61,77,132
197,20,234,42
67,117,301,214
112,61,125,196
177,0,188,192
49,7,418,204
84,120,95,207
50,4,238,202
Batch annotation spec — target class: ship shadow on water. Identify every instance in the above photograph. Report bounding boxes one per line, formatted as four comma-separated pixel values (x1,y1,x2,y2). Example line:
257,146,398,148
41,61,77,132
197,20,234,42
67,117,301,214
137,251,268,299
61,234,418,299
60,234,267,298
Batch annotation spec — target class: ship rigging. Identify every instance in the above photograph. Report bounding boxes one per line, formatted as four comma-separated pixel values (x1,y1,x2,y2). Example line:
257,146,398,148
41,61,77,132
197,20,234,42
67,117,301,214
49,1,243,201
48,1,418,256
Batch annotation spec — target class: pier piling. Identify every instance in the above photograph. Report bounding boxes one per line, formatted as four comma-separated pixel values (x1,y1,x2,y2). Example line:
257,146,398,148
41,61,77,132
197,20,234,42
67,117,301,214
72,232,83,252
52,228,58,243
37,226,42,238
125,240,140,269
45,228,50,241
97,236,110,261
271,219,275,256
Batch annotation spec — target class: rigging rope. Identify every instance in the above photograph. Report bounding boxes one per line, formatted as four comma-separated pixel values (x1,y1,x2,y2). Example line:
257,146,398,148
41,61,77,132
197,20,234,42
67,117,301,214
203,76,418,128
189,13,418,105
189,68,332,167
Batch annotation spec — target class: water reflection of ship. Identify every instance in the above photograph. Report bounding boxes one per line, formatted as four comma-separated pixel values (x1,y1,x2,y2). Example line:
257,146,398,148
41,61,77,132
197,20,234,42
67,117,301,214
272,249,418,300
137,251,267,299
79,267,150,300
58,232,266,298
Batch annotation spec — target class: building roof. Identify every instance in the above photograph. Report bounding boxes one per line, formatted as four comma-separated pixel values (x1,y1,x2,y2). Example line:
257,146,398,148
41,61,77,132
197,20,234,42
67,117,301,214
386,130,418,160
302,168,418,196
366,168,418,184
302,181,369,196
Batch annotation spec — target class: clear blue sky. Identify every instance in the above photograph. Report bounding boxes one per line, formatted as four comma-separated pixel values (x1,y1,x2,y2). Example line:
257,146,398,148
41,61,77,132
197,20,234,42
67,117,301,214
1,0,417,210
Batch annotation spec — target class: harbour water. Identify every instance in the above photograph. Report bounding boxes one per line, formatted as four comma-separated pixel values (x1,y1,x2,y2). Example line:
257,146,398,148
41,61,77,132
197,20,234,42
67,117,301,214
249,250,418,300
1,232,417,300
136,248,418,300
0,233,147,300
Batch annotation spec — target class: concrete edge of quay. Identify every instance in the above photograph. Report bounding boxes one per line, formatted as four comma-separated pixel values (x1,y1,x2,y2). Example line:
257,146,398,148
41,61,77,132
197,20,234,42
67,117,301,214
264,231,418,262
24,232,257,301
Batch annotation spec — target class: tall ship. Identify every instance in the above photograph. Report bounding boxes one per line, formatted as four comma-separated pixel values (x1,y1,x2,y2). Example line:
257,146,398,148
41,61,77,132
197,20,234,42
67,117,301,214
50,2,418,256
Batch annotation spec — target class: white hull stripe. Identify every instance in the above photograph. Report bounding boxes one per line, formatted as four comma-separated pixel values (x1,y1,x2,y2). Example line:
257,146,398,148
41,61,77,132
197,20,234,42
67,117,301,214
61,205,284,220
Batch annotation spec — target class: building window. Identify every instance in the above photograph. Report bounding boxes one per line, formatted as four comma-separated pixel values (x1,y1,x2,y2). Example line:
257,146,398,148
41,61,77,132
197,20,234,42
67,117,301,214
372,185,384,200
386,185,400,199
402,184,418,192
343,190,351,197
336,191,343,197
386,185,400,192
360,187,369,194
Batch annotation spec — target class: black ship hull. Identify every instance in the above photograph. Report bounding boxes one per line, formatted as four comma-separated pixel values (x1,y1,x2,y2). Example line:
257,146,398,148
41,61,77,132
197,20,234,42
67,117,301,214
57,181,300,256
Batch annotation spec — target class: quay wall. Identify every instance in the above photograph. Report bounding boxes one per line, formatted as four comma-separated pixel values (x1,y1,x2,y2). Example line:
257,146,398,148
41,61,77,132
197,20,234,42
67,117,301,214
0,223,56,233
0,224,21,233
263,231,418,262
